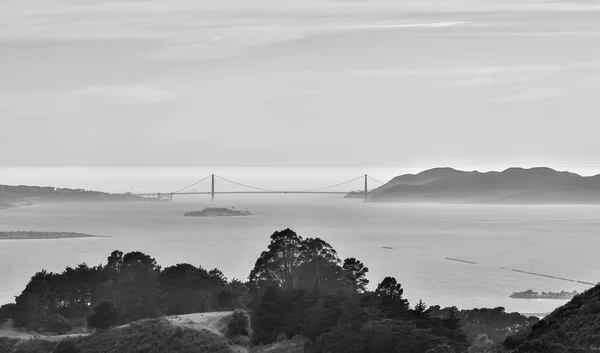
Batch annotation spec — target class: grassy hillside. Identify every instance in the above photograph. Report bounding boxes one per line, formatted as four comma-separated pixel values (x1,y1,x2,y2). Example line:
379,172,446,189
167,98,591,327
0,317,239,353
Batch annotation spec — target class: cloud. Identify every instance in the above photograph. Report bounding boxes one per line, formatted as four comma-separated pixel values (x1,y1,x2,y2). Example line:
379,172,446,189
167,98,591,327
488,79,600,103
75,84,175,105
297,63,600,78
428,75,536,89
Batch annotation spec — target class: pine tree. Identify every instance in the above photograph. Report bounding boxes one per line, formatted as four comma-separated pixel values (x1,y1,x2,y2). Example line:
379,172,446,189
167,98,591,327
414,300,427,317
443,307,462,331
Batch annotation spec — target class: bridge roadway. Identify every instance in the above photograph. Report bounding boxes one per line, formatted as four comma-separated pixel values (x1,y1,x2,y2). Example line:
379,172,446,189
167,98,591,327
133,191,352,196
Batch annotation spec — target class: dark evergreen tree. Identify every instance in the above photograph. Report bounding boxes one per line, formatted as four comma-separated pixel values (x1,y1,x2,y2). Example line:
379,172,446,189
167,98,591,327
375,277,410,319
342,258,369,292
87,300,121,331
252,286,282,344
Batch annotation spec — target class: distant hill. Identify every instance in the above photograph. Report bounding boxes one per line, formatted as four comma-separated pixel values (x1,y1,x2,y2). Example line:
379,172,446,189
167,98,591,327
500,283,600,352
364,167,600,203
0,184,149,205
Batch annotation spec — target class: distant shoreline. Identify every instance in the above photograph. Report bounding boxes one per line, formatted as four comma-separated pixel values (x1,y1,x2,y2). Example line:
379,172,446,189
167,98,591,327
0,231,109,240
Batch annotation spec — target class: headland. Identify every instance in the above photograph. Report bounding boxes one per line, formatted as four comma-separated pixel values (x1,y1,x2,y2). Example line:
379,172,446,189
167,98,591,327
0,231,107,240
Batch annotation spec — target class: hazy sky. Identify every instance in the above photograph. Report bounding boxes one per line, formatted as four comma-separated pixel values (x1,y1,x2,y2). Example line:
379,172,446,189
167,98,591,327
2,0,600,169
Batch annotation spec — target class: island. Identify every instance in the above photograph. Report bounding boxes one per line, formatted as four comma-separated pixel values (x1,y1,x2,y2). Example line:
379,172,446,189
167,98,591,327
509,290,578,300
184,207,251,217
0,231,107,240
358,167,600,203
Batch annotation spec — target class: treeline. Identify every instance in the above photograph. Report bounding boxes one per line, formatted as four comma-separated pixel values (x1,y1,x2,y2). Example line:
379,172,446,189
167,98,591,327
0,228,541,352
0,251,246,332
426,306,539,343
245,228,469,352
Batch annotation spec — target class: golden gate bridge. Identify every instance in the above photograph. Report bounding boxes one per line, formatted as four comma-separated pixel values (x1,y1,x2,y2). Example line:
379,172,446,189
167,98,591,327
129,174,386,202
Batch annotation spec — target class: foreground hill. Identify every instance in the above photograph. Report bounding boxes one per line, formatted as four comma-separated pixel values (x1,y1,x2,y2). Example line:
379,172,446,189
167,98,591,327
0,312,247,353
366,167,600,203
0,184,149,206
501,284,600,352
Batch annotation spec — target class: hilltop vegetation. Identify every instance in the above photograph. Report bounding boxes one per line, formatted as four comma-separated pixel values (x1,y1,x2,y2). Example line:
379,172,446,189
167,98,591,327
365,167,600,203
1,228,547,352
501,284,600,352
0,318,237,353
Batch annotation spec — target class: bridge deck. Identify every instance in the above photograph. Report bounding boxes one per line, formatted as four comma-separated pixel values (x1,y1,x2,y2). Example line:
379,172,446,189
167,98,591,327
133,191,354,196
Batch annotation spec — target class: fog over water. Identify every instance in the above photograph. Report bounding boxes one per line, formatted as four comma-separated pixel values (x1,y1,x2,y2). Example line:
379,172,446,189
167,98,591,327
2,167,600,316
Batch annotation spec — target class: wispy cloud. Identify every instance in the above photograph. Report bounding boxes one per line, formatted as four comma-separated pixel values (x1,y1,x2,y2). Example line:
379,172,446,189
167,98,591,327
428,75,536,89
297,63,600,78
75,84,175,105
488,77,600,103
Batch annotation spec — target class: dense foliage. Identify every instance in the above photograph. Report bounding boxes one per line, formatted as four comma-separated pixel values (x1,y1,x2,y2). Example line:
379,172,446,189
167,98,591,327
426,306,539,343
247,229,470,352
2,227,547,353
0,319,235,353
4,250,245,333
502,283,600,352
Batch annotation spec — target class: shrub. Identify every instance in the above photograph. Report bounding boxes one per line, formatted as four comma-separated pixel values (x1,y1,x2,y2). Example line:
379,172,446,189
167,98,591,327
11,338,56,353
231,335,251,347
226,309,251,337
87,301,120,331
77,318,234,353
468,333,494,353
0,303,15,324
0,337,20,353
504,331,527,349
43,313,72,334
54,339,80,353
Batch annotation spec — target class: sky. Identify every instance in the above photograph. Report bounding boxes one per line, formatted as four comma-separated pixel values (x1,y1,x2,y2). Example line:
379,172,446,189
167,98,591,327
2,0,600,170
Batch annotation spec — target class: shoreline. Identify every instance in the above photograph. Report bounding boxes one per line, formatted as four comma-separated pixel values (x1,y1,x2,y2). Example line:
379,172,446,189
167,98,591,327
0,231,110,240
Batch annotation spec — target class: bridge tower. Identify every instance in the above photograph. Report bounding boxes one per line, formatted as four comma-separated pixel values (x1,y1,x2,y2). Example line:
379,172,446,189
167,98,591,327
364,174,368,202
211,174,215,202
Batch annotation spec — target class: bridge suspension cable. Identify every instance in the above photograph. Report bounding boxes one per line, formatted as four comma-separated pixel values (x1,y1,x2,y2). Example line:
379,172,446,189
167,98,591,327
172,175,212,193
295,175,367,192
161,173,387,195
214,175,279,192
367,175,387,185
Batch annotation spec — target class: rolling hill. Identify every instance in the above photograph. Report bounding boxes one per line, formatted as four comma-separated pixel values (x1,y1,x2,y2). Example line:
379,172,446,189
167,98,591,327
500,283,600,352
365,167,600,203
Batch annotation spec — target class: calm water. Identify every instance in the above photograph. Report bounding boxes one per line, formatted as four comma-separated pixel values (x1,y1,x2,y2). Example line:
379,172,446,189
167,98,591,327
2,194,600,315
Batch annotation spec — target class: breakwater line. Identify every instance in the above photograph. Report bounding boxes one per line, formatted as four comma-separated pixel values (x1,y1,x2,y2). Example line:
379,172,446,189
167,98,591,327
379,246,598,287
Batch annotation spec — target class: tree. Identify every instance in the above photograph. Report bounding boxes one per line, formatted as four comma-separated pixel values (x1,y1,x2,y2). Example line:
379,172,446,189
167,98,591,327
298,238,343,291
443,307,462,331
87,301,121,331
12,270,55,329
414,300,428,317
252,286,283,344
0,303,15,325
375,277,409,319
468,333,494,353
342,258,369,292
118,251,161,321
159,263,212,314
249,229,306,290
